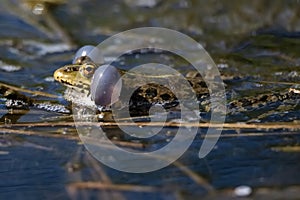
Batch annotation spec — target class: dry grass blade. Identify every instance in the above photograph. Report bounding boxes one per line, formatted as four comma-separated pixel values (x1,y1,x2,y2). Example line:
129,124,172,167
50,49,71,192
43,4,75,47
253,80,299,85
212,131,300,138
271,145,300,152
79,135,214,192
80,135,145,149
2,121,300,145
68,182,162,193
0,127,78,140
4,121,300,131
82,153,126,200
0,126,145,149
172,160,214,192
0,82,58,98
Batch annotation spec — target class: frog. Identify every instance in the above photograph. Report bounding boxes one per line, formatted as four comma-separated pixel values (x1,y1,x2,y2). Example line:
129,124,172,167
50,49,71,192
53,46,300,123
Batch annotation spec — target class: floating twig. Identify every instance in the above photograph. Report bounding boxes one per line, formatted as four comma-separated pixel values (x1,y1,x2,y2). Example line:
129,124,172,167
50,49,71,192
68,182,162,193
0,82,58,98
3,121,300,131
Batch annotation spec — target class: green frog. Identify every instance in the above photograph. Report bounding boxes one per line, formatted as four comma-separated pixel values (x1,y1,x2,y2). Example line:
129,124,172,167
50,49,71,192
53,46,300,122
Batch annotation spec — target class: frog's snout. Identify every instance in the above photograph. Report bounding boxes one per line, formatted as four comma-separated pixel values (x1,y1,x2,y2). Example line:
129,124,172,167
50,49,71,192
53,68,64,82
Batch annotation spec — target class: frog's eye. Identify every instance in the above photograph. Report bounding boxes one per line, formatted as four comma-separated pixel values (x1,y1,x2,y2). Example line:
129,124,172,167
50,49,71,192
79,63,96,78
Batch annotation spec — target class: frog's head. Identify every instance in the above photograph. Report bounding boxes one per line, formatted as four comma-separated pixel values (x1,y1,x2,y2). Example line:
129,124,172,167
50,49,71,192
54,45,122,106
53,62,97,95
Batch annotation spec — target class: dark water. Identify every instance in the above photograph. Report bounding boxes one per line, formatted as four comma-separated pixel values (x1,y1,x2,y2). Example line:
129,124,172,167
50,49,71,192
1,0,300,199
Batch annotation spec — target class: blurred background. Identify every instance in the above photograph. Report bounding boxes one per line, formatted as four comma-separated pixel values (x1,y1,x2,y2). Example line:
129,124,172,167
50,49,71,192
1,0,300,199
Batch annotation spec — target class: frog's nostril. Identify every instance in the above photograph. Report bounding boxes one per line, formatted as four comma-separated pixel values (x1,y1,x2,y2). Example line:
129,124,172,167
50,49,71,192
53,69,63,81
